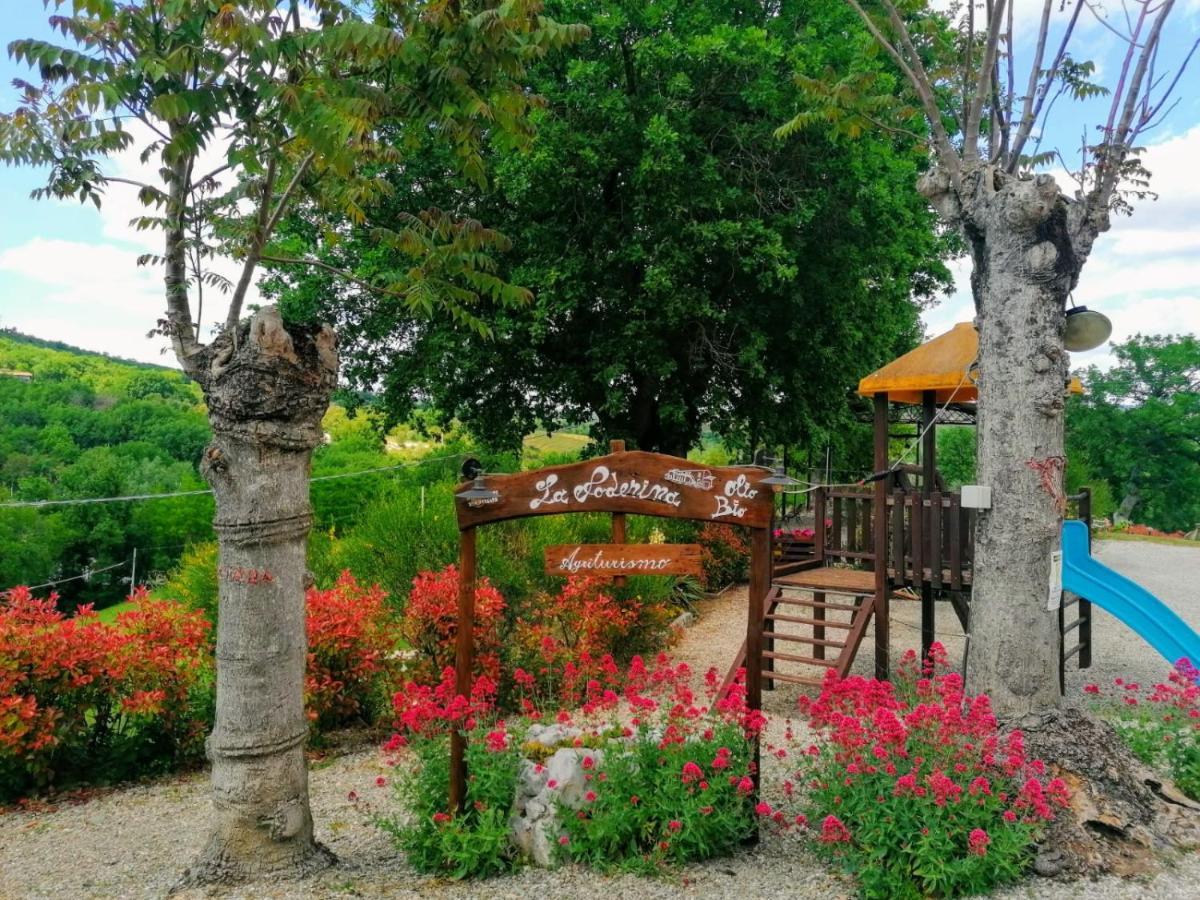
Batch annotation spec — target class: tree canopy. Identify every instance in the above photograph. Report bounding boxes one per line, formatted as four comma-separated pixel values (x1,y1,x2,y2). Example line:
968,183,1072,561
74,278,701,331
1068,335,1200,533
273,0,951,456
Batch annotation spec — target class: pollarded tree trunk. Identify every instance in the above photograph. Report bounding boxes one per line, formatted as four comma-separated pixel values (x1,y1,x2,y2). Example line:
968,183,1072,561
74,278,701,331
178,306,338,885
922,170,1084,718
966,173,1078,718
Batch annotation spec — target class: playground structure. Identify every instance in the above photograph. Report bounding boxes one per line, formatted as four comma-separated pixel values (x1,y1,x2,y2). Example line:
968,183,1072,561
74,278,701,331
449,323,1198,812
728,322,1092,691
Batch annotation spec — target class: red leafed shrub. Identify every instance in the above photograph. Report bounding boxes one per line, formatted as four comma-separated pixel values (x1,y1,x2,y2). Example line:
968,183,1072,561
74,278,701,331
0,586,212,801
509,576,676,707
306,571,405,730
401,565,506,685
696,523,750,589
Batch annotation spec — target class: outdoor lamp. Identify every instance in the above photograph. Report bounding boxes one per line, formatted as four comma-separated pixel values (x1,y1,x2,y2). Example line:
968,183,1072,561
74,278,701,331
456,475,499,503
759,465,800,491
1064,304,1112,352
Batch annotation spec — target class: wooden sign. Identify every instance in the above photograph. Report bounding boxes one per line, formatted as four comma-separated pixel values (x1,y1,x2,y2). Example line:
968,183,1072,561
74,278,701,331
544,543,703,578
455,450,774,529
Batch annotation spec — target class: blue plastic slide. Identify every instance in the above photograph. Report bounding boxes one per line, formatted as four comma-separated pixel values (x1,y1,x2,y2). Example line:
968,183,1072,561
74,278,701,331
1061,519,1200,669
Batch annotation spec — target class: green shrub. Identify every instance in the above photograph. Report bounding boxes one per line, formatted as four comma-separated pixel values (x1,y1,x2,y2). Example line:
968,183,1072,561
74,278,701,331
380,729,522,878
157,541,218,623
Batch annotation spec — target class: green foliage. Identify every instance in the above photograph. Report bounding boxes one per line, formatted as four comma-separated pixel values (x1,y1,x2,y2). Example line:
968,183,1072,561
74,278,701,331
272,0,949,456
158,543,219,624
381,733,522,879
1067,335,1199,531
935,426,976,490
0,333,212,608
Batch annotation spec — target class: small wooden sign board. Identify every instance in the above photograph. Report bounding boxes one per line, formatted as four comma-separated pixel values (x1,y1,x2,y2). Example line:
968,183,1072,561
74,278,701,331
544,543,702,578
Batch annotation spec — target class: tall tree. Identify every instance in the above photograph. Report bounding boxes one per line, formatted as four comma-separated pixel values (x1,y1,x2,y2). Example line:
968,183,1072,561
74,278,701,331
1069,334,1200,533
2,0,583,884
271,0,951,456
809,1,1197,717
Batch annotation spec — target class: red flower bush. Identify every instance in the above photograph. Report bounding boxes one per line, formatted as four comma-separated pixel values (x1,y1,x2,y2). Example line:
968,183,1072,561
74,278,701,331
401,565,505,684
306,572,405,729
1088,658,1200,800
770,643,1066,898
696,523,750,589
509,576,674,706
382,652,761,877
0,587,212,801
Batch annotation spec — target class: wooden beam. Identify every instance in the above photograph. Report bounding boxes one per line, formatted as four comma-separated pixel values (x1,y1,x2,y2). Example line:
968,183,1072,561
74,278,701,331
873,392,890,680
449,526,476,814
610,439,627,587
747,526,770,790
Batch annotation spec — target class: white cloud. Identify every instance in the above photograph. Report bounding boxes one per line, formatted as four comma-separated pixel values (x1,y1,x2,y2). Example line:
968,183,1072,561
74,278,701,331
921,123,1200,369
0,122,259,365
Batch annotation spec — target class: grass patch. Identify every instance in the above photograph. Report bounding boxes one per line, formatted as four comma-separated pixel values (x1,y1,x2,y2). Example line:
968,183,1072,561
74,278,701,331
523,431,592,455
94,600,137,623
1095,532,1198,548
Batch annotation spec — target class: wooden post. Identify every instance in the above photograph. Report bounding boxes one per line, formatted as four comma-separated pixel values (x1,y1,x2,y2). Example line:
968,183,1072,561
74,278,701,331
920,390,936,660
610,439,627,587
1079,487,1093,669
746,525,769,787
449,526,477,814
873,393,890,680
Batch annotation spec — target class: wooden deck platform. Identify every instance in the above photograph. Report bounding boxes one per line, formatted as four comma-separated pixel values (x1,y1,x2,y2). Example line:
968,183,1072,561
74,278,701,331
774,566,875,595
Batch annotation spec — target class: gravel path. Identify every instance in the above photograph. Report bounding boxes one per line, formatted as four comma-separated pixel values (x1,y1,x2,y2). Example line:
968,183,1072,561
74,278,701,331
1,539,1197,899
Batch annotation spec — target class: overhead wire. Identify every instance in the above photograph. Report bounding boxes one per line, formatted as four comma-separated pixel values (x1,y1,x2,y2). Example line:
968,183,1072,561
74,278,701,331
0,451,468,509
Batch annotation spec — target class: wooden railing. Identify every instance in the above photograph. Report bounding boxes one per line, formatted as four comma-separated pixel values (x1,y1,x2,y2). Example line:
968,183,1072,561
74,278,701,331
885,491,975,589
814,488,875,563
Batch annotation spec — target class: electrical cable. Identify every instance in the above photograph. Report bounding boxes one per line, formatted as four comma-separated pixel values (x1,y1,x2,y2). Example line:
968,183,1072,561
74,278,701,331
0,452,467,509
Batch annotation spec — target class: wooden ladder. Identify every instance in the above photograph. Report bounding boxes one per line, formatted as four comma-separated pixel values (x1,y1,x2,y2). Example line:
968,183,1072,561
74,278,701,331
722,584,877,693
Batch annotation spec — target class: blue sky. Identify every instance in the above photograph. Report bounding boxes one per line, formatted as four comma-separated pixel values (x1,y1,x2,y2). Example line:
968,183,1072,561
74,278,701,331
0,2,1197,369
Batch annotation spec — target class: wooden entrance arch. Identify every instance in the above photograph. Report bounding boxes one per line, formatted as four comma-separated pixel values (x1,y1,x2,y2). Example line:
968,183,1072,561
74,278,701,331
450,442,776,811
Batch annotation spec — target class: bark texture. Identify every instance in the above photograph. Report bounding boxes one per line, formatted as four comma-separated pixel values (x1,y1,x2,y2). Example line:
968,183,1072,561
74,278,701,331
177,306,338,887
919,167,1088,717
1019,710,1200,877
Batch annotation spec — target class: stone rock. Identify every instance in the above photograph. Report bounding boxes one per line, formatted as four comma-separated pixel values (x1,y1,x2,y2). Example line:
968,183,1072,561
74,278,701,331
670,610,696,630
525,723,581,749
509,746,605,867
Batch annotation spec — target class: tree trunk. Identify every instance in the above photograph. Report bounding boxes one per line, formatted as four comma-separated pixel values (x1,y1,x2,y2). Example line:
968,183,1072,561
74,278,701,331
178,306,338,886
957,173,1079,718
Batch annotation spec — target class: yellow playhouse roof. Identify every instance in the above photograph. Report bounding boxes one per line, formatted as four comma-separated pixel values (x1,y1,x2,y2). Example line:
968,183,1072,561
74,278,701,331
857,322,1083,405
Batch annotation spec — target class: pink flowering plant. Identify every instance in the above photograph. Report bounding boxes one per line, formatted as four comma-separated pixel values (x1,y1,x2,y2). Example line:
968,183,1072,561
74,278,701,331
553,656,760,872
376,669,524,878
773,644,1068,899
377,654,761,877
1086,659,1200,801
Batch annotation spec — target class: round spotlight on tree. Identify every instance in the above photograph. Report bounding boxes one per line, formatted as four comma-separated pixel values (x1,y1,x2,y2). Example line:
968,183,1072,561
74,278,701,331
1064,305,1112,352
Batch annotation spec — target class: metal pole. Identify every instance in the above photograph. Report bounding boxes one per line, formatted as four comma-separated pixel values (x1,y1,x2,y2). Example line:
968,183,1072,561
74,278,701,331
130,547,137,594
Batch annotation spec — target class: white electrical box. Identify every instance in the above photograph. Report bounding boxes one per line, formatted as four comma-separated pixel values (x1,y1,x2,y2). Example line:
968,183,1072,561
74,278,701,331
961,484,992,509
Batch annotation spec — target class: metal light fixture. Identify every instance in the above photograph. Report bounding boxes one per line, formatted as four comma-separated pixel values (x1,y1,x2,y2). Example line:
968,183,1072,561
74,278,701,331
1064,303,1112,352
456,474,499,504
759,465,801,491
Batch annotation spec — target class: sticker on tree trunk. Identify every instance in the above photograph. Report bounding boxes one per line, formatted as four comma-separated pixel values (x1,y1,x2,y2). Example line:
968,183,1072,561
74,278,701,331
1047,549,1063,610
544,543,703,577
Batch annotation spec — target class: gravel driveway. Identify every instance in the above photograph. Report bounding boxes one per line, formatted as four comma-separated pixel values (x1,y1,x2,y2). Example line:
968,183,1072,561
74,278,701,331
1,538,1197,900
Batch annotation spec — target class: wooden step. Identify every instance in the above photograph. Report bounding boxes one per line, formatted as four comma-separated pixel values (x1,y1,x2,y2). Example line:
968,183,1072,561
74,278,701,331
762,630,846,648
763,650,839,667
766,611,851,627
772,596,860,612
761,614,852,630
761,670,824,687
